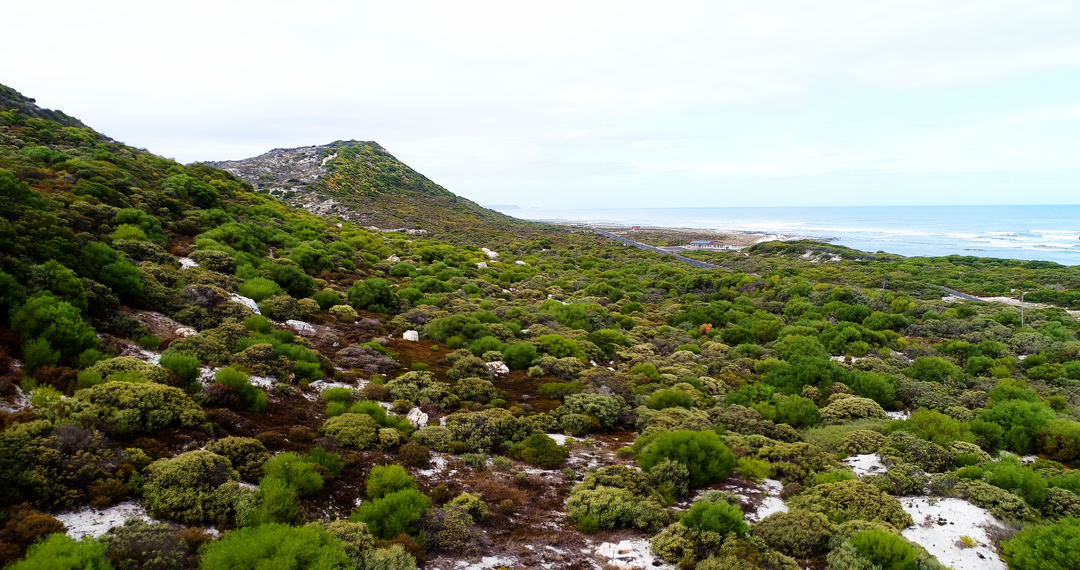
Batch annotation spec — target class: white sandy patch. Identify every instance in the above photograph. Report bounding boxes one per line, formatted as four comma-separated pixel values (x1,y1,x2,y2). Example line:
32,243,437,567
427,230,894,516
0,386,31,413
746,478,788,522
595,539,674,569
545,433,577,446
303,379,356,401
844,454,887,477
54,501,154,539
136,348,161,365
179,257,199,269
886,410,911,420
418,454,450,477
900,497,1006,570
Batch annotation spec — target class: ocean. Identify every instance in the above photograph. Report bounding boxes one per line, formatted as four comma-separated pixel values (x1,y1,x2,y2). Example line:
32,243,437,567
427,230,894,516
491,205,1080,266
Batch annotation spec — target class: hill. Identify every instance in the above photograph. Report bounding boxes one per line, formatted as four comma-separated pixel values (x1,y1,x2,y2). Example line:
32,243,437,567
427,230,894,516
210,141,548,243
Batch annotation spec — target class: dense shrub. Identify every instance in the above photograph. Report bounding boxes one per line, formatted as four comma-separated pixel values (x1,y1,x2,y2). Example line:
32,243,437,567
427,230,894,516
1002,517,1080,570
262,452,324,497
159,351,201,389
348,278,398,314
445,408,537,452
454,377,501,402
65,382,209,435
638,430,736,489
509,433,569,468
502,342,537,370
366,465,416,500
321,413,379,449
350,488,431,540
681,499,747,536
99,518,199,570
142,451,243,525
199,523,349,570
205,437,269,482
752,510,834,558
449,492,488,523
953,480,1039,521
846,528,920,570
11,293,100,358
7,533,110,570
213,367,267,412
553,393,622,431
566,465,671,531
787,480,913,530
820,396,887,424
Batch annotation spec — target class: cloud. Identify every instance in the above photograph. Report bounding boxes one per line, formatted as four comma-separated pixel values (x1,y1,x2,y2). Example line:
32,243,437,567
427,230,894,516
3,0,1079,206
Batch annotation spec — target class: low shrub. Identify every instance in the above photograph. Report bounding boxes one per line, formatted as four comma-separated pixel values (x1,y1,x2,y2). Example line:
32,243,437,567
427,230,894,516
198,522,350,570
7,533,110,570
1002,517,1080,570
449,492,488,522
638,430,736,489
205,437,269,482
508,433,569,468
350,488,431,540
321,413,380,449
751,510,834,558
142,450,243,525
681,499,747,536
262,452,324,497
213,367,267,412
65,382,210,435
954,480,1039,521
367,465,416,500
787,479,913,530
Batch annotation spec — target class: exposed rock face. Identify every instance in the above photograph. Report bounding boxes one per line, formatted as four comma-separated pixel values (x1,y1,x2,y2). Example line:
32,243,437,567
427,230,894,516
486,361,510,376
406,407,429,428
403,330,419,341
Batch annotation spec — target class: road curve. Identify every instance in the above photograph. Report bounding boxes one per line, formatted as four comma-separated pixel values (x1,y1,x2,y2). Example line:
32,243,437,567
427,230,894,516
592,229,730,271
930,284,986,302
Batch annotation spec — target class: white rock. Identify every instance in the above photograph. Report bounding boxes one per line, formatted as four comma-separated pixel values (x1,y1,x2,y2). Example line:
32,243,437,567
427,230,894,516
285,319,316,335
403,330,420,341
175,327,198,338
515,260,526,265
387,255,400,262
486,361,510,375
481,247,499,259
595,539,672,569
229,293,261,315
477,261,488,268
179,257,199,269
407,407,429,428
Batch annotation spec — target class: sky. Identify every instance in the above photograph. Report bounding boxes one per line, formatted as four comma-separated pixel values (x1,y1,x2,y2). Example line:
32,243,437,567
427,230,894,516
3,0,1080,208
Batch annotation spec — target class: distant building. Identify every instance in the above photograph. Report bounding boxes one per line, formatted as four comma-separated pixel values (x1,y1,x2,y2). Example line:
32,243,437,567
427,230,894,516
687,240,715,249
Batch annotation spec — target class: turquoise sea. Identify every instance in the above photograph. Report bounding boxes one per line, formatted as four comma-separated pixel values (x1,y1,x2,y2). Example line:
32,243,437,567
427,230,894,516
490,205,1080,266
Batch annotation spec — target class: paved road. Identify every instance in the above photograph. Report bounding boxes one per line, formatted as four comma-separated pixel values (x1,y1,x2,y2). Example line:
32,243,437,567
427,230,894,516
931,284,986,302
593,229,730,271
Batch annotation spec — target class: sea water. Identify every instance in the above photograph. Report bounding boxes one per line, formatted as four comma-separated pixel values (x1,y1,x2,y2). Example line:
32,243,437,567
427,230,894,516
491,205,1080,266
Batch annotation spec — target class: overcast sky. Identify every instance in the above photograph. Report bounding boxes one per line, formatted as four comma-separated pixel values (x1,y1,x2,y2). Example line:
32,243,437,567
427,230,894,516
4,0,1080,208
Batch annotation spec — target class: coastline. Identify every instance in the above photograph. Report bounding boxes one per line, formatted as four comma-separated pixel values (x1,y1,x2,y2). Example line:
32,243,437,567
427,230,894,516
551,221,827,252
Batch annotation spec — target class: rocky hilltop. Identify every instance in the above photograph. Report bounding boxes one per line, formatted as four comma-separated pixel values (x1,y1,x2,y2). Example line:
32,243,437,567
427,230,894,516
210,140,543,243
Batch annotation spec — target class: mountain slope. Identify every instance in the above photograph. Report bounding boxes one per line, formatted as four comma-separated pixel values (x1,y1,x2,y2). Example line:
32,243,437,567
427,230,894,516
210,140,548,243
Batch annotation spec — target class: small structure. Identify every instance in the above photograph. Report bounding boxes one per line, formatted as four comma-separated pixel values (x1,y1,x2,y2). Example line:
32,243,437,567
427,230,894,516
686,240,715,249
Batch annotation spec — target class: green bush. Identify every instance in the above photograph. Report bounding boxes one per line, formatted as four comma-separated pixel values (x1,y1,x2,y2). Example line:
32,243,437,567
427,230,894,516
848,528,919,570
11,293,99,358
449,492,488,522
238,278,282,303
820,396,887,424
468,336,507,358
65,381,209,435
98,518,196,570
566,465,671,531
638,430,736,488
502,342,538,370
647,388,695,410
243,314,273,334
787,479,913,530
312,290,344,310
142,450,243,525
247,476,302,526
214,367,267,412
775,394,820,428
262,452,324,497
199,522,349,570
509,433,569,468
1002,517,1080,570
648,459,691,502
8,533,111,570
160,351,201,388
366,465,416,500
322,413,379,449
350,488,431,540
348,278,398,314
205,437,269,482
554,393,622,430
537,381,585,399
356,545,416,570
21,338,60,375
752,510,834,558
681,499,747,536
954,480,1039,521
445,408,538,452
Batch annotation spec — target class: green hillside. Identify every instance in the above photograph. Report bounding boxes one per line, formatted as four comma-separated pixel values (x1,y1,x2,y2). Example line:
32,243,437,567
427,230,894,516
211,140,548,243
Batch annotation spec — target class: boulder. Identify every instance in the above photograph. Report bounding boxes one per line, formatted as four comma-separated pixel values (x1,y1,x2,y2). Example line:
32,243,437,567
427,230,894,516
285,319,316,336
403,330,419,342
229,293,261,315
406,407,429,428
486,361,510,376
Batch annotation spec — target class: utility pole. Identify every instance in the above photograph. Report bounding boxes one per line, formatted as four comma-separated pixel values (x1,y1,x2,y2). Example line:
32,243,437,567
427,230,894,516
1021,291,1027,328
